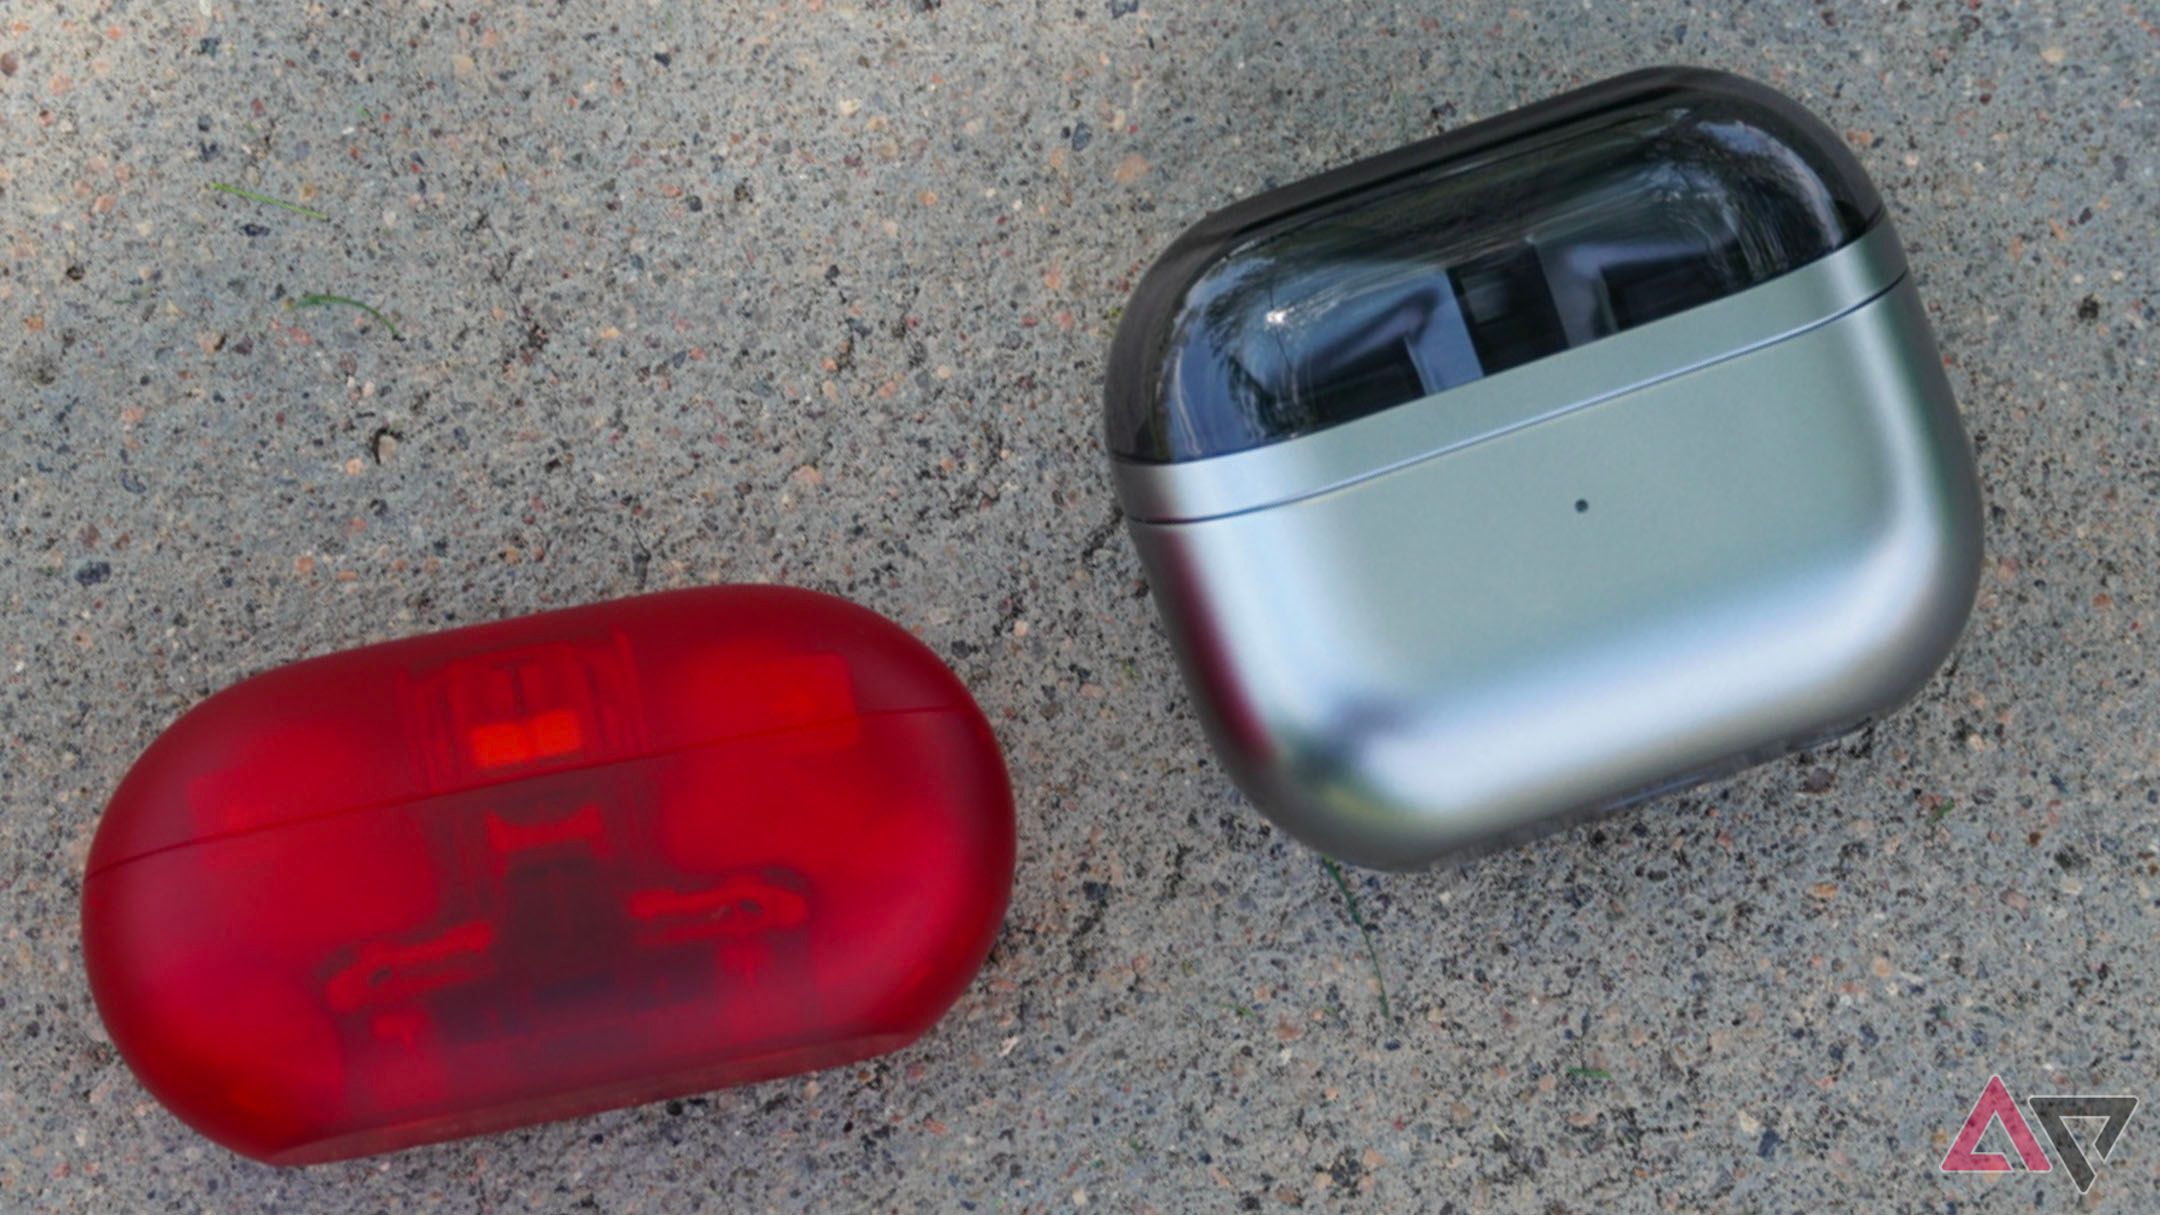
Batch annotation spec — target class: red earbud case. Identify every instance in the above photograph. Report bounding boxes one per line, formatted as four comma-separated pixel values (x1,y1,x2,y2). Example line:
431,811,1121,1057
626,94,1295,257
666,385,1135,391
81,587,1014,1164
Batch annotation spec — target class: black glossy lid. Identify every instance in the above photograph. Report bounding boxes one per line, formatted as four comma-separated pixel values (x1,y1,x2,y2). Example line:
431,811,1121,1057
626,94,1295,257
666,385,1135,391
1104,68,1883,463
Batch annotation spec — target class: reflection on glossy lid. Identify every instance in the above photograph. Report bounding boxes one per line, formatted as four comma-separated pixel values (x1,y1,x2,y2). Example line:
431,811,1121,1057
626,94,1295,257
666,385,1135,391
1104,68,1883,463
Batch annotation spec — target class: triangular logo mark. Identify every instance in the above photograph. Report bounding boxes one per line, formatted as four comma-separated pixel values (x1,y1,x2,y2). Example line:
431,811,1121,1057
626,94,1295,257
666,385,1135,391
1941,1075,2052,1173
2026,1095,2137,1194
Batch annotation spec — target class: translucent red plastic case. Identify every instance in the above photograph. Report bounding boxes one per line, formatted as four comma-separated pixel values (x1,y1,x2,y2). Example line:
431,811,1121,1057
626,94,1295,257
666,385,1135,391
82,587,1014,1164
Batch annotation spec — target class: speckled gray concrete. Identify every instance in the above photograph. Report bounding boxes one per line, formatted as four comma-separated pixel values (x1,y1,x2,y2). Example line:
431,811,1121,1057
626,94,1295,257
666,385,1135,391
1,2,2153,1211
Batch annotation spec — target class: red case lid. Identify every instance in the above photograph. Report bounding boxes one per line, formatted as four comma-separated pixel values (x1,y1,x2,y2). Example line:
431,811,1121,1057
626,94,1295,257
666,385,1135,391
81,586,1014,1164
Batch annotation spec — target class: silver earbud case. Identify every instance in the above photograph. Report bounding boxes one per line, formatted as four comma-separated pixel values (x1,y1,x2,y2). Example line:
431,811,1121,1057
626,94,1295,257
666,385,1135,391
1104,68,1983,869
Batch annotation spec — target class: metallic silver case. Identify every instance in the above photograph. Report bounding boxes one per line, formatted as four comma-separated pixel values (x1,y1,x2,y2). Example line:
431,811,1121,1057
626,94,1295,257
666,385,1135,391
1113,224,1982,869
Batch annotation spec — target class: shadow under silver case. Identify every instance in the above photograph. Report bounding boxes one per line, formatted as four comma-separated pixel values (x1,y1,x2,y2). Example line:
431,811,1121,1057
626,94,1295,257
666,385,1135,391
1105,69,1983,870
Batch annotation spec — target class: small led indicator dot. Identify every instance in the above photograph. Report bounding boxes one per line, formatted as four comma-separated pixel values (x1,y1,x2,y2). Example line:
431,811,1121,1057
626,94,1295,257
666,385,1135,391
1574,499,1590,513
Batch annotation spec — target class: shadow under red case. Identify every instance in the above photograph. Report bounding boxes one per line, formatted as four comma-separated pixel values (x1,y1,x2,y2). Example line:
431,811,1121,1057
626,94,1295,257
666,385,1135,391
81,587,1014,1165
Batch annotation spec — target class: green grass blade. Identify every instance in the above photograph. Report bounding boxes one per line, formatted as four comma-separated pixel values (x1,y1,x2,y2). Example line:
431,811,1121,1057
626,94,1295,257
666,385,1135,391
1321,857,1393,1021
294,293,402,340
207,181,329,220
